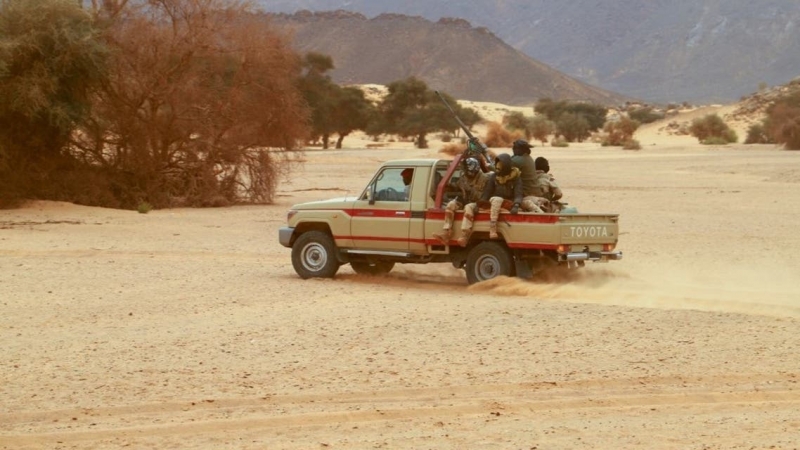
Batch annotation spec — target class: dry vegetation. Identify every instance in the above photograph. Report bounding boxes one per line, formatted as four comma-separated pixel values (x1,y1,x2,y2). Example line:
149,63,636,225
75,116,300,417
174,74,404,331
1,0,309,209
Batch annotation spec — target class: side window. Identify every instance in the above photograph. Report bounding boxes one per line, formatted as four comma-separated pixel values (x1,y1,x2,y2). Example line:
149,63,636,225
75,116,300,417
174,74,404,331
361,168,413,202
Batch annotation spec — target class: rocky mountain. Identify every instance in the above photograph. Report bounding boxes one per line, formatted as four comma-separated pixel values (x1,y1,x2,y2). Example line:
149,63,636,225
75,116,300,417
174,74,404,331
256,0,800,104
262,11,630,106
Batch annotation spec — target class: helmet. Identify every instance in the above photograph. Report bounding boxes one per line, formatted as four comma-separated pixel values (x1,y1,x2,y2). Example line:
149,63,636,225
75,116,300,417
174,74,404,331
512,139,533,156
464,157,480,176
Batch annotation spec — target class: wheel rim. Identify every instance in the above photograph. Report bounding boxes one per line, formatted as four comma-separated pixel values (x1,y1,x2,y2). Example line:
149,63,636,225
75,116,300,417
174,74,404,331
474,254,501,280
300,242,328,272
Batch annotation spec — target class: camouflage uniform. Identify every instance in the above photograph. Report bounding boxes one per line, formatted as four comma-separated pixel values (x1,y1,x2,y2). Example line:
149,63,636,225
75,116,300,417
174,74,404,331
442,171,488,231
433,162,488,245
530,170,563,212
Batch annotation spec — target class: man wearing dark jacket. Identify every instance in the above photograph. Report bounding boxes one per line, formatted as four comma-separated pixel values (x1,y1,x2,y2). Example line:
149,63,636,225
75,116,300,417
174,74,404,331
479,153,524,240
511,139,546,214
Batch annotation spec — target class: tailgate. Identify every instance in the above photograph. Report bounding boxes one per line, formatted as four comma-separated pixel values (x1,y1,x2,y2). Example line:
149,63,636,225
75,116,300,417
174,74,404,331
556,214,622,262
558,214,619,244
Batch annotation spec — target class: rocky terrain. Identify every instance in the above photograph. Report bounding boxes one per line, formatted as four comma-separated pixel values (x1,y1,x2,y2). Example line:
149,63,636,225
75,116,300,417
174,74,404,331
262,10,631,106
257,0,800,104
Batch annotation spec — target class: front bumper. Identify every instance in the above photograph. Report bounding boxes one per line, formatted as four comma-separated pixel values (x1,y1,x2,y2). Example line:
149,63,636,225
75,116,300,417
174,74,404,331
278,227,294,247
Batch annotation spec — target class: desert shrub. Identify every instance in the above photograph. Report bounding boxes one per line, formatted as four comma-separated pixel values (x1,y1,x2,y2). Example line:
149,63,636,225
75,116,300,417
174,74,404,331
440,132,453,143
484,122,523,148
628,107,664,124
137,201,153,214
551,137,569,147
744,123,774,144
602,117,640,146
765,92,800,150
689,114,738,144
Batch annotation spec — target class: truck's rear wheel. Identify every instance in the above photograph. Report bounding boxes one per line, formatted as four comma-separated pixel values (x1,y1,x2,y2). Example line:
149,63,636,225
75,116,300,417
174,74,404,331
465,241,514,284
350,261,395,276
291,231,340,279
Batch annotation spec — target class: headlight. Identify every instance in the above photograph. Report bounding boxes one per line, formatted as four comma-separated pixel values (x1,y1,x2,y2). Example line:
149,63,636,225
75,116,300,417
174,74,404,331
287,209,298,223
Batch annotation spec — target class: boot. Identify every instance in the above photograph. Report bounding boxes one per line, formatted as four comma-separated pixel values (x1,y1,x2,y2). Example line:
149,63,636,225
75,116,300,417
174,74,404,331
489,221,498,239
457,229,472,247
432,228,451,245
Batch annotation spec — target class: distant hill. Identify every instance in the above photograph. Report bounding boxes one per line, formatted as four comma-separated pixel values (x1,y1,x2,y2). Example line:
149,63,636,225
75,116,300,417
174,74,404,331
256,0,800,104
262,11,631,106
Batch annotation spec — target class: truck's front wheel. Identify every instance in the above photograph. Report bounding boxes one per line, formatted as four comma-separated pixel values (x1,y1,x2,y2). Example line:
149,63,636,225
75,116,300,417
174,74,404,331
465,241,514,284
291,231,340,279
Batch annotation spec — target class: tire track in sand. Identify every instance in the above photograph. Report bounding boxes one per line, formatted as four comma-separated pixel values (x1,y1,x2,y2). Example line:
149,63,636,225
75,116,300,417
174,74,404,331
3,374,798,446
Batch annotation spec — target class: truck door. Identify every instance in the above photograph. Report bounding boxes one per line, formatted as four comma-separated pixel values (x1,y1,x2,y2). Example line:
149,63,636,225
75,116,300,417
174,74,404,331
351,167,412,252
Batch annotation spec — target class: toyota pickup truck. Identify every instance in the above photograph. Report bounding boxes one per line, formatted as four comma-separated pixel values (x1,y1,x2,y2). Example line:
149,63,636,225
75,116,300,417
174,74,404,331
278,156,622,284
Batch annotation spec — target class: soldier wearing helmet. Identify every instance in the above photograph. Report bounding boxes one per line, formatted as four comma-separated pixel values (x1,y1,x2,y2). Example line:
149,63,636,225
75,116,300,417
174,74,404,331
433,157,490,246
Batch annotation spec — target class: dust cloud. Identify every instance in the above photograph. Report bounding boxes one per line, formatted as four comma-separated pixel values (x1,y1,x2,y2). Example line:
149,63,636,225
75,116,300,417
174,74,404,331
467,262,800,319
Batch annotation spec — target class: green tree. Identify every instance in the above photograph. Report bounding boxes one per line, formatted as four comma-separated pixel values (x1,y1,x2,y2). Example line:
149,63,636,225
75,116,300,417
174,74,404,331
535,98,607,142
377,77,479,149
566,102,607,132
628,107,664,124
297,52,339,149
331,86,375,149
689,114,737,144
556,112,591,142
529,116,555,145
502,111,531,138
455,106,482,138
0,0,108,204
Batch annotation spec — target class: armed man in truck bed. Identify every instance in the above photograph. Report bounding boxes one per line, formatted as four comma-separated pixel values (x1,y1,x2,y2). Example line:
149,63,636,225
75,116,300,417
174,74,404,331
432,157,489,246
480,153,543,239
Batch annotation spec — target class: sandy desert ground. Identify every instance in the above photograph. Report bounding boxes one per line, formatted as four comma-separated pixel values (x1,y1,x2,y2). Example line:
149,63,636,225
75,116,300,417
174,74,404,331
2,129,800,449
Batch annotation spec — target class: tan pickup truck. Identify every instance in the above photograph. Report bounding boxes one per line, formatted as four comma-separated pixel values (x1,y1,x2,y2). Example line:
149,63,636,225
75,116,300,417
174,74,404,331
278,156,622,284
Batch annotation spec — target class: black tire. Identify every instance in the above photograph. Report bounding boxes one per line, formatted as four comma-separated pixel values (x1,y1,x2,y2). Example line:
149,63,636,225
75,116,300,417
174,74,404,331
465,241,515,284
291,231,340,279
350,261,395,276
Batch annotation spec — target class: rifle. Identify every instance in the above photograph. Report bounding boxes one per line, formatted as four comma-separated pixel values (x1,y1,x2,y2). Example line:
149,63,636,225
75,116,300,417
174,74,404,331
434,90,493,170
